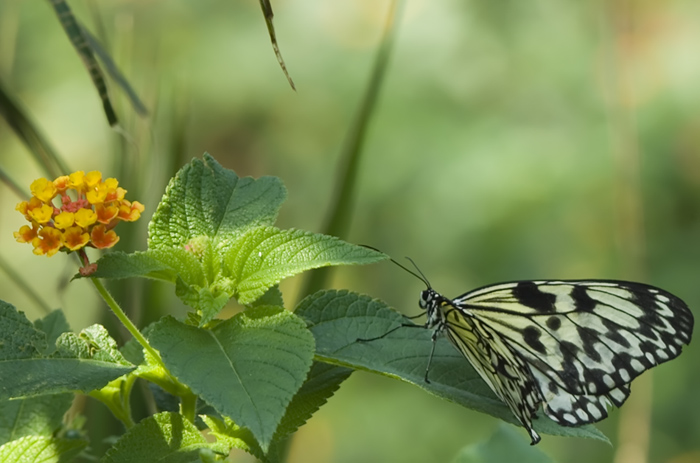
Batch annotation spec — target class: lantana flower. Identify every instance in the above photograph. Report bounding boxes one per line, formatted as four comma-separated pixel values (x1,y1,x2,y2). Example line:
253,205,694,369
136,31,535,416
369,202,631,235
13,170,144,258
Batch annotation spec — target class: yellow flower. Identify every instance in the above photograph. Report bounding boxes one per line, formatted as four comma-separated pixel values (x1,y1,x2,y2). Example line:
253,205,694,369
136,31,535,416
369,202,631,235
54,211,75,229
85,171,102,188
28,203,54,224
69,171,85,190
86,182,108,204
74,208,97,228
30,178,57,203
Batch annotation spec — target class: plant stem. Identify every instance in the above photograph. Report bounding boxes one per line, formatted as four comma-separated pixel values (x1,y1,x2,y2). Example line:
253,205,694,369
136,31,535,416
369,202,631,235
90,277,162,365
180,391,198,423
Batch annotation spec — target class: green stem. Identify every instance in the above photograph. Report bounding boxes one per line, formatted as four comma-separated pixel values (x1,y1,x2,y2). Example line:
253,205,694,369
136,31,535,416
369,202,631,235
90,277,163,366
180,392,198,423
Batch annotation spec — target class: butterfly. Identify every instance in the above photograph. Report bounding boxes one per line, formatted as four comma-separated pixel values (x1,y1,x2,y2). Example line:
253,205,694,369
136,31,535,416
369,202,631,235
383,260,694,444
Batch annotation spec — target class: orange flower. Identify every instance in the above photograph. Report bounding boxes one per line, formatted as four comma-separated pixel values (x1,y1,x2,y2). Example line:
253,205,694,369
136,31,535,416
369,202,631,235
14,170,144,258
95,203,119,224
53,175,71,192
63,226,90,251
14,223,39,243
32,227,63,257
91,224,120,249
118,200,145,222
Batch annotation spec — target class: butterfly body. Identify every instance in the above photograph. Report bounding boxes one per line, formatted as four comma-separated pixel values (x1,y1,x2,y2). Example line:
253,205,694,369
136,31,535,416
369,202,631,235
417,280,694,444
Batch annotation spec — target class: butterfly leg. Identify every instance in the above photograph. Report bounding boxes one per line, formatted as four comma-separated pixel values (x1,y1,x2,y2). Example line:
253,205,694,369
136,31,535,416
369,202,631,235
356,322,424,342
423,329,441,384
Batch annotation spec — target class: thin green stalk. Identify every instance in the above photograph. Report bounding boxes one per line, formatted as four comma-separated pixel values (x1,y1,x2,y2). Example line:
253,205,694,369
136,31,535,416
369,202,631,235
299,0,403,300
180,392,198,424
90,277,162,366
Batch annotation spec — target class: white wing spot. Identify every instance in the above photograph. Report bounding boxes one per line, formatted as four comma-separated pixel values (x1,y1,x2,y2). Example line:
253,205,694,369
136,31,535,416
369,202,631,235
630,359,644,372
645,352,656,364
619,368,630,382
657,349,669,361
609,388,627,403
576,408,588,420
563,413,578,424
603,374,615,388
587,402,602,420
588,382,597,394
668,344,678,355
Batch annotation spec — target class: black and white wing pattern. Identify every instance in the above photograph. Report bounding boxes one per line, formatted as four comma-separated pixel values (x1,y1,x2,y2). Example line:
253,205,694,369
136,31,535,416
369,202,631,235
421,280,694,444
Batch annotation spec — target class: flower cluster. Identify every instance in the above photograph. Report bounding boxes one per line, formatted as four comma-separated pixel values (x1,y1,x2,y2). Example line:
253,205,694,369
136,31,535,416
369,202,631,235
14,171,144,257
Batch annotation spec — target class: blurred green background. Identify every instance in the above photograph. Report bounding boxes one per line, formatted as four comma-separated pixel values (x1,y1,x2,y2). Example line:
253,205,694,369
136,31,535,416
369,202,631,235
1,0,699,462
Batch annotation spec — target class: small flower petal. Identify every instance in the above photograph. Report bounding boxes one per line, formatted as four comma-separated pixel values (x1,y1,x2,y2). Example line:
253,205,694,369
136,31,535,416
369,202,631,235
118,200,145,222
32,227,63,257
30,178,57,203
54,211,75,229
14,223,39,243
53,175,71,192
63,226,90,251
28,203,55,224
85,171,102,188
86,183,108,204
69,171,86,190
90,224,120,249
95,203,119,224
74,208,97,228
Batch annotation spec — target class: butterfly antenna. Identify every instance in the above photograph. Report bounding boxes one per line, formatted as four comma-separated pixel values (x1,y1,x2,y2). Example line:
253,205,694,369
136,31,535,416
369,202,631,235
387,256,431,288
359,245,431,288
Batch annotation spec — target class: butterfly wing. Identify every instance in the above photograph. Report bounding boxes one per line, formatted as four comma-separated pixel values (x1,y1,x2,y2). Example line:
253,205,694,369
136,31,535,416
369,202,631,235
452,280,693,427
440,303,543,443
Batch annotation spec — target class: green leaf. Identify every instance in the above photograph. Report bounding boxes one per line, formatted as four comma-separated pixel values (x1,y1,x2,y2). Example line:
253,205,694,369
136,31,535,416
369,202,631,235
148,307,315,451
100,412,222,463
56,325,131,365
0,393,74,445
294,290,609,443
0,435,87,463
226,226,387,304
147,153,287,248
249,285,284,308
0,307,134,400
33,310,71,356
272,362,352,441
452,425,554,463
85,250,179,281
0,300,47,358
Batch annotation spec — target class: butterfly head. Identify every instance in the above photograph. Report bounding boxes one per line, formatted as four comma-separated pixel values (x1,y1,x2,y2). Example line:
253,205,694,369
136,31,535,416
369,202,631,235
419,288,440,310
